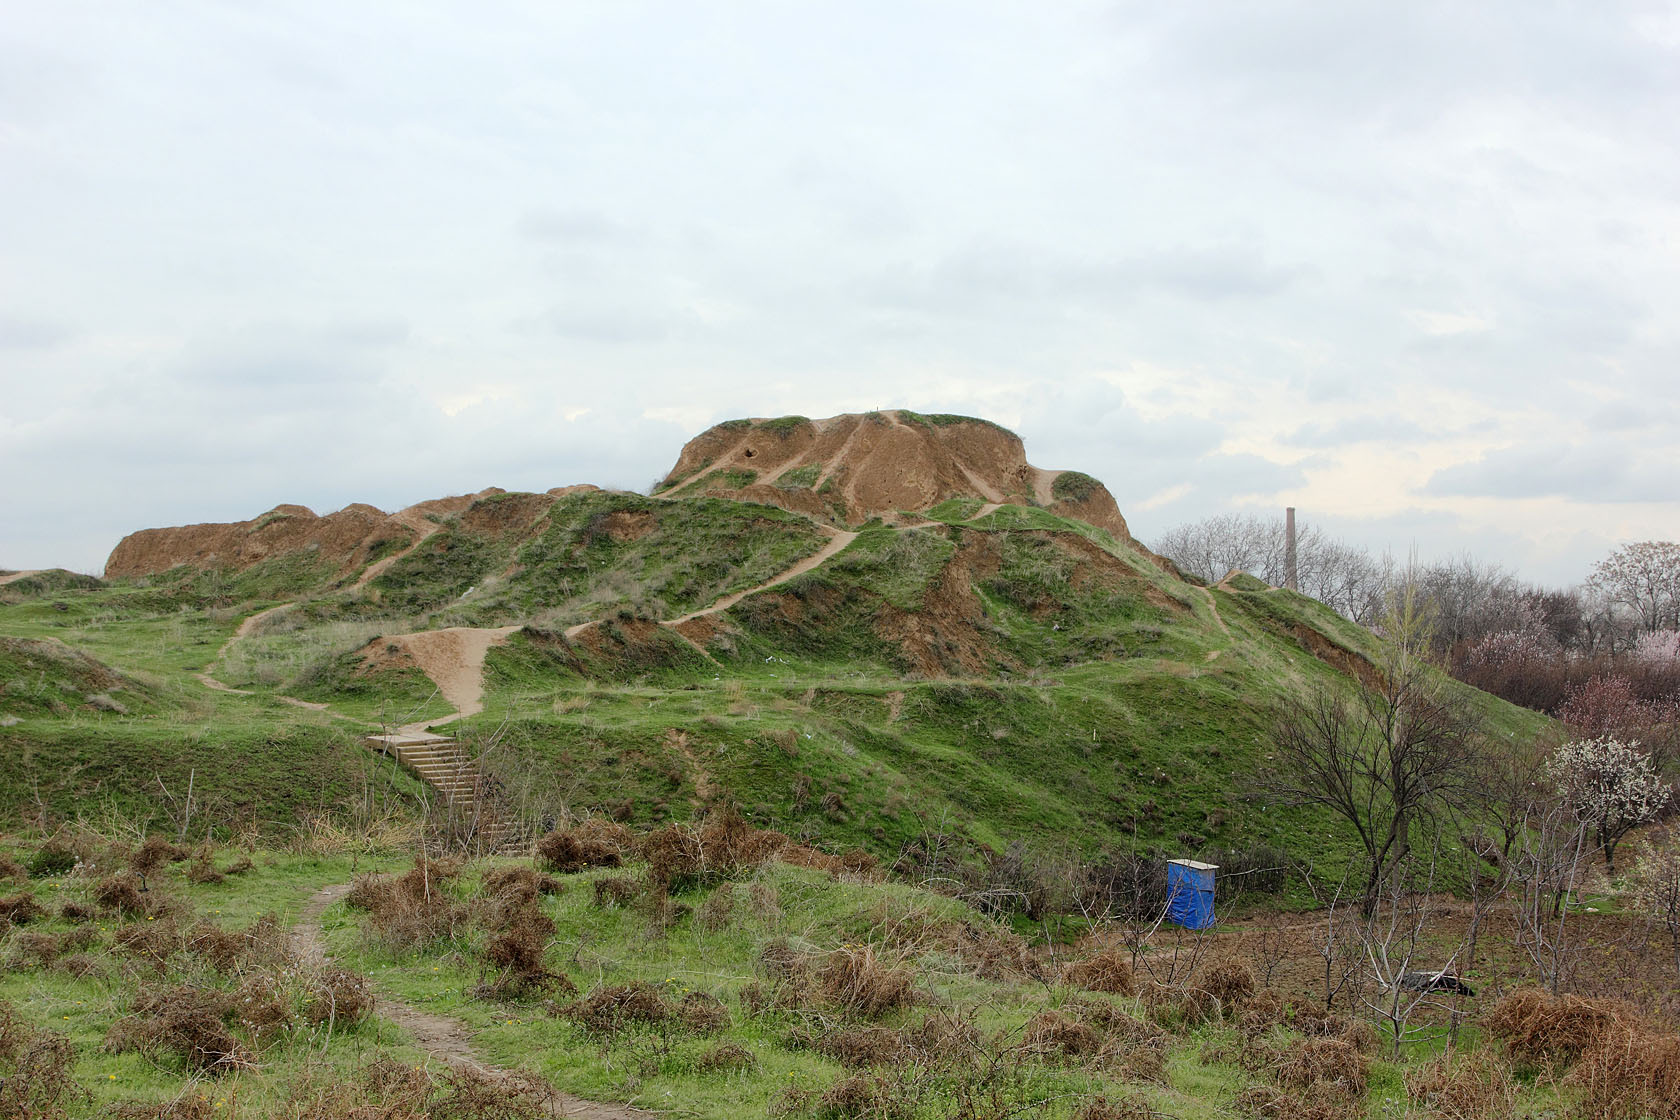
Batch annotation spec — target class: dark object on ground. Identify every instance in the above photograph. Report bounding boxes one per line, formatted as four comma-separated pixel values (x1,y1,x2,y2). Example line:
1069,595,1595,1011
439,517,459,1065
1399,970,1476,997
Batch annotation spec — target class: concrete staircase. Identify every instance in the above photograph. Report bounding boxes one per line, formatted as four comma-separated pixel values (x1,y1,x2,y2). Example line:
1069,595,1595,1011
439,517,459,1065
365,731,519,852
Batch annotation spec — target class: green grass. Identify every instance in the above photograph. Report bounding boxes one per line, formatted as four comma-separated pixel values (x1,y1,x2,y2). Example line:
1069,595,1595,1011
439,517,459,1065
1050,470,1101,503
774,464,822,490
696,468,759,491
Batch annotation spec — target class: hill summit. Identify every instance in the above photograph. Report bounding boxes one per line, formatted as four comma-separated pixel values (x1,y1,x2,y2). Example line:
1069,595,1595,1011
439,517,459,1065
101,412,1129,580
656,411,1130,539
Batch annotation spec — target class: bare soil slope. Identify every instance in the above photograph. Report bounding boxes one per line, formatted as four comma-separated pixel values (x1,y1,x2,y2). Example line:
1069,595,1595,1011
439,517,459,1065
657,411,1132,538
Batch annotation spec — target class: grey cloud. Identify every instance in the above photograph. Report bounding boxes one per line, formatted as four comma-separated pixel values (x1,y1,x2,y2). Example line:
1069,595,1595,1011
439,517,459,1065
1425,444,1675,503
0,315,75,350
1285,415,1433,448
517,208,637,246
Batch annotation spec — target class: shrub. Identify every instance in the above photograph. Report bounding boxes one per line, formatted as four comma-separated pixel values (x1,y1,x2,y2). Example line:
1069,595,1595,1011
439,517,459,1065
303,969,374,1029
562,983,672,1036
105,985,251,1073
1483,989,1638,1072
0,1021,80,1120
815,945,915,1018
0,893,45,927
1063,947,1135,995
0,855,24,882
26,840,78,878
535,818,633,873
1271,1037,1368,1101
697,1043,757,1073
346,860,471,951
93,875,148,916
591,876,638,908
641,807,788,892
479,908,572,1001
1404,1050,1519,1120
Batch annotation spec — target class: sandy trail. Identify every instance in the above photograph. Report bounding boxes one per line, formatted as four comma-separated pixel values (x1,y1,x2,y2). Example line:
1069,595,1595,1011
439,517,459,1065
385,625,522,734
1030,467,1059,506
292,883,659,1119
971,502,1002,520
352,518,444,590
954,461,1005,503
0,570,42,586
1199,587,1231,637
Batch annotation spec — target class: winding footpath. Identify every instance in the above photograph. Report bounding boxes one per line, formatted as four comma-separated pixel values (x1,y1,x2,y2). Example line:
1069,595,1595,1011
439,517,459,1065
291,883,657,1119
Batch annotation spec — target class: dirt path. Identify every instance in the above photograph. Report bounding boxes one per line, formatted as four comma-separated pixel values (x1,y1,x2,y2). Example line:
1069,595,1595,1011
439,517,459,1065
291,883,659,1119
970,502,1002,520
384,625,522,734
352,519,444,590
1199,587,1230,637
662,527,857,626
0,570,42,586
1029,467,1059,507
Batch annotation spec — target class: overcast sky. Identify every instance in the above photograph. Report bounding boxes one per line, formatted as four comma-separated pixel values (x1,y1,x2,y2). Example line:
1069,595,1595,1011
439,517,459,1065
3,2,1677,584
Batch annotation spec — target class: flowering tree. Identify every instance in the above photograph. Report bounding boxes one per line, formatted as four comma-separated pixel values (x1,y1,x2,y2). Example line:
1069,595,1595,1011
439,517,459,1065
1545,736,1671,873
1589,541,1680,635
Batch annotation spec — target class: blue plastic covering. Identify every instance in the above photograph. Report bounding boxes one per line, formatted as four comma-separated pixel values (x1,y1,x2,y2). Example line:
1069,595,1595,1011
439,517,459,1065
1166,860,1216,930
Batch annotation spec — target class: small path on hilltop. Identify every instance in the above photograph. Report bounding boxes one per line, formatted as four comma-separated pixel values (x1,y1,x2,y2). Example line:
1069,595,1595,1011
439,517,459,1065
1198,587,1231,638
291,883,659,1120
971,502,1002,520
663,527,857,626
0,570,42,586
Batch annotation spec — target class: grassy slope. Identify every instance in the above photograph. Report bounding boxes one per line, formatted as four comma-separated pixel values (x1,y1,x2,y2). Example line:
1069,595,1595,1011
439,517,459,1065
0,496,1552,875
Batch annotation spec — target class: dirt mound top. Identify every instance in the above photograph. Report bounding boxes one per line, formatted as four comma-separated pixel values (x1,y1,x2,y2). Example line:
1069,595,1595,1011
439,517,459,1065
656,411,1131,539
102,486,599,582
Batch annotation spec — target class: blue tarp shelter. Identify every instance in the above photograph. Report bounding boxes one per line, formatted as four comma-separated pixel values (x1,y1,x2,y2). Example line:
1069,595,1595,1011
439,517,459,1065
1166,859,1217,930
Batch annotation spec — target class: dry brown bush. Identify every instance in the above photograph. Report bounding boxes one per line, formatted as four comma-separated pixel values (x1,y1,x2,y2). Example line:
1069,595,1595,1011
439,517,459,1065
111,917,184,971
1567,1025,1680,1120
93,875,148,916
231,971,295,1046
0,1029,80,1120
184,856,223,885
55,953,110,980
1024,1010,1104,1061
1404,1049,1519,1120
479,908,572,1001
535,818,634,873
1199,959,1257,1007
815,1073,914,1120
1064,947,1136,995
1271,1037,1368,1101
806,1025,903,1068
591,875,638,908
0,893,46,926
1483,989,1640,1072
562,982,672,1035
641,808,789,892
348,859,471,951
477,866,563,928
678,991,730,1033
303,969,374,1029
223,856,254,876
128,836,190,879
816,945,916,1018
697,1042,757,1073
1072,1095,1161,1120
8,930,60,969
1235,1085,1349,1120
105,984,252,1073
58,900,96,923
111,1095,218,1119
184,913,287,976
0,855,23,882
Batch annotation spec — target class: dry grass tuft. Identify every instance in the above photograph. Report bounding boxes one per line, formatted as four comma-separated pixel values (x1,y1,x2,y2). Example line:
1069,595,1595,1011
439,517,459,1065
1270,1037,1369,1101
345,859,471,951
1483,989,1640,1072
641,807,789,892
1404,1049,1519,1120
815,944,916,1018
0,893,46,927
1064,947,1135,995
479,908,573,1001
697,1042,758,1073
562,983,673,1035
0,1001,82,1120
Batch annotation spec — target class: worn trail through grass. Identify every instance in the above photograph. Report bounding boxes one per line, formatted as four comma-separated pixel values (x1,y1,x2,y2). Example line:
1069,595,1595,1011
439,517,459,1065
294,882,659,1120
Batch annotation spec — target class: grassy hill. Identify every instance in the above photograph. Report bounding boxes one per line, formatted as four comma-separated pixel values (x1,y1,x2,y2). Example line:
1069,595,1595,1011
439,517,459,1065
0,477,1550,890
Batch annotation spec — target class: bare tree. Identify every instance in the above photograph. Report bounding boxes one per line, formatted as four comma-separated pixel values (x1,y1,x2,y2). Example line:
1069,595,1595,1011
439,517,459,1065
1269,580,1485,911
1508,791,1590,995
1152,513,1388,622
1630,827,1680,980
